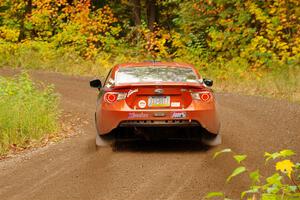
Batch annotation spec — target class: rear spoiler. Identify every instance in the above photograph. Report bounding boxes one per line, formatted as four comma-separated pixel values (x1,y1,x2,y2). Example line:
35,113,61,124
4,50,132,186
113,82,205,89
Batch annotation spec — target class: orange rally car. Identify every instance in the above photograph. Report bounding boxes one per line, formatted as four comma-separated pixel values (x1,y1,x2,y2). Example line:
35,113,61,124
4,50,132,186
90,62,221,147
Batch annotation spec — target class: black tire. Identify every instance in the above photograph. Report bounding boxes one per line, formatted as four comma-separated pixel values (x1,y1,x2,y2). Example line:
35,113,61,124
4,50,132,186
96,132,115,147
95,113,115,148
201,132,222,146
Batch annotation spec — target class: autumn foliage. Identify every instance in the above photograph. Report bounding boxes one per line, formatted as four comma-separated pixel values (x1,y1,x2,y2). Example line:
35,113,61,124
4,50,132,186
0,0,119,58
1,0,299,63
0,0,299,101
190,0,300,66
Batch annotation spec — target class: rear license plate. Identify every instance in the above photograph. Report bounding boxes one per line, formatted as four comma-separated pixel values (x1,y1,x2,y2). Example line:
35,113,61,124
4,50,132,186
148,96,170,107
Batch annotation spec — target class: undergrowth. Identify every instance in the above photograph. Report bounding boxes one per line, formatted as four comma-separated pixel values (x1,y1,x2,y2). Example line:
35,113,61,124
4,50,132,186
0,72,60,156
206,149,300,200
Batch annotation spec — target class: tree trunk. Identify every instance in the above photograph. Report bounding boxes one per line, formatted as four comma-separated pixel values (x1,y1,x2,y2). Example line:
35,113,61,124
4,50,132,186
132,0,141,26
146,0,157,31
18,0,32,41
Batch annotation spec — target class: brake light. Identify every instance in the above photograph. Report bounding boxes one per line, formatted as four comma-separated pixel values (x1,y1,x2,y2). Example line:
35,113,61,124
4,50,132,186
104,92,126,103
191,91,211,102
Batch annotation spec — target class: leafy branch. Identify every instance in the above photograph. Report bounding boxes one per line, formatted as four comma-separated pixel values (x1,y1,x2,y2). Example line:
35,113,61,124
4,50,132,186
205,149,300,200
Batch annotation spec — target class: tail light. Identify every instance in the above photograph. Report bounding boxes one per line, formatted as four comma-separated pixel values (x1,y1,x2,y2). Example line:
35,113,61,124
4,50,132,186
191,91,212,102
104,92,127,103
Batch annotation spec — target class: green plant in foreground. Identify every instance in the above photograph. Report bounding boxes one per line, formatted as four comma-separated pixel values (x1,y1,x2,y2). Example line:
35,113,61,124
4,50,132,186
0,72,60,156
205,149,300,200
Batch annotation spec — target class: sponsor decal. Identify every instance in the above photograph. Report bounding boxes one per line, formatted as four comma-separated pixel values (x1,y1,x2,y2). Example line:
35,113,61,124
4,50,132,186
171,102,181,107
128,113,149,118
172,112,187,118
138,100,147,108
127,89,138,97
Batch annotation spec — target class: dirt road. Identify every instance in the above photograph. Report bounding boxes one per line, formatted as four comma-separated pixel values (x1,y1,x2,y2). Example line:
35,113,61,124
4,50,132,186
0,69,299,200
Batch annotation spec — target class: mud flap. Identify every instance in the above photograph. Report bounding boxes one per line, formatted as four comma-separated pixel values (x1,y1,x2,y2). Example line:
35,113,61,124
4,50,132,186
201,133,222,146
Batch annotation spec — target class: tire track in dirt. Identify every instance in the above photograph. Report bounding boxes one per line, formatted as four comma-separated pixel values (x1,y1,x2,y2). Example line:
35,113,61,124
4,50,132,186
0,68,299,200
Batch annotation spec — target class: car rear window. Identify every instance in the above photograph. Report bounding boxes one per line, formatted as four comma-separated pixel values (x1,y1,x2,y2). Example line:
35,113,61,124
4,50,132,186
115,66,198,84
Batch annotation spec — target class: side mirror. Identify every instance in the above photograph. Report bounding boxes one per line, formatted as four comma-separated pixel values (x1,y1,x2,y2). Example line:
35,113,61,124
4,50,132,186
203,78,213,87
90,79,102,88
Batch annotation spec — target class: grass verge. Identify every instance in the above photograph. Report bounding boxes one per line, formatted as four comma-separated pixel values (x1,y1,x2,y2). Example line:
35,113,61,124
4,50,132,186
0,72,60,156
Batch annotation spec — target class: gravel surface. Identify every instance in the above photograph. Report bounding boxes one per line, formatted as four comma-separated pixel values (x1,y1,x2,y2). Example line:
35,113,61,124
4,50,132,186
0,68,299,200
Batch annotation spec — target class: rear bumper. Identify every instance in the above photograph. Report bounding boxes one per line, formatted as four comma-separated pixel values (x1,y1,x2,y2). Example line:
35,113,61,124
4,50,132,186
96,101,220,135
119,120,200,127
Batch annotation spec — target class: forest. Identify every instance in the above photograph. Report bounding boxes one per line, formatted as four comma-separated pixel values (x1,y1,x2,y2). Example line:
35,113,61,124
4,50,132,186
0,0,299,100
0,2,300,197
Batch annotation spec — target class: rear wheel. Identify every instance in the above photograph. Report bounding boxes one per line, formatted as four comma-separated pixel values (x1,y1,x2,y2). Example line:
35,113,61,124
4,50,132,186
201,132,222,146
96,133,115,148
95,113,115,149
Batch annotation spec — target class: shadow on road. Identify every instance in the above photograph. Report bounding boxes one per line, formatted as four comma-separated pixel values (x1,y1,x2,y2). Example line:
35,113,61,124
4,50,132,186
112,139,211,153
